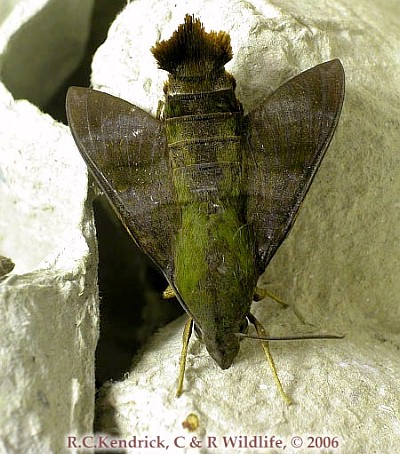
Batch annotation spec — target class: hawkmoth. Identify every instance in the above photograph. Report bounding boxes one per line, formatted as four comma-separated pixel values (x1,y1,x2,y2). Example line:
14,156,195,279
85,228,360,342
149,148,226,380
66,15,344,402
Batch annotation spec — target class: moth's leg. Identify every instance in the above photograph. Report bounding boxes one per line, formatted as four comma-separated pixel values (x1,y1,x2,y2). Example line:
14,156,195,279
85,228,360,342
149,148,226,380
162,284,175,299
253,287,288,307
176,317,193,397
247,313,292,405
162,284,192,396
156,100,164,120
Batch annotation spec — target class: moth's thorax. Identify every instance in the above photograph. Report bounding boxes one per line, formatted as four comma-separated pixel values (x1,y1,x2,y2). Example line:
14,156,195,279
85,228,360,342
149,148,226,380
173,204,257,370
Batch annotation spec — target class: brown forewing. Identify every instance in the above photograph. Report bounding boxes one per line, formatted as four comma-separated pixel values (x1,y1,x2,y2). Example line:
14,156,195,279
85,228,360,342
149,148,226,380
66,87,178,278
243,59,345,274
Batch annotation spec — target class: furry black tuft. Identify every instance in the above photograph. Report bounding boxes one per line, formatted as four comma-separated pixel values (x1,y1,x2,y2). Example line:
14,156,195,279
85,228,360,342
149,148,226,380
151,15,232,74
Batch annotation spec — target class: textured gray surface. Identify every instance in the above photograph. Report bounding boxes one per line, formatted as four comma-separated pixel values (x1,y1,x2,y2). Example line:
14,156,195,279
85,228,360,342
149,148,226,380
0,1,98,453
93,0,400,453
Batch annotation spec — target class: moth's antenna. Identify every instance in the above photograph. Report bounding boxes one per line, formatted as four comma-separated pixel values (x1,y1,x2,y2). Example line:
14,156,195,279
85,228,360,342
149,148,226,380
243,313,345,405
236,333,345,341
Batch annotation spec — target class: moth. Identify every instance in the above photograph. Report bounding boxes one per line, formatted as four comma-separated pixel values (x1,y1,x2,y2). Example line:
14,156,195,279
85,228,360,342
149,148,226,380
66,15,344,402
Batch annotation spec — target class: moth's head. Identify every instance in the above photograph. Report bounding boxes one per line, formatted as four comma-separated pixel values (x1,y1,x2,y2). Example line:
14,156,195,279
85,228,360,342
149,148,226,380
194,323,240,369
151,14,232,77
193,318,248,369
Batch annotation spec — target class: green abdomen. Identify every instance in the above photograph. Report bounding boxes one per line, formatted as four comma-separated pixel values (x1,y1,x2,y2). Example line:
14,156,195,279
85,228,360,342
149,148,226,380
165,86,243,209
164,78,256,327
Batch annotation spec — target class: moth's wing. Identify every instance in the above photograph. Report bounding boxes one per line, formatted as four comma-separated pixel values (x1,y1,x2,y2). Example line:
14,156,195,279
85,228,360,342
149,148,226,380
244,59,345,274
66,87,177,279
